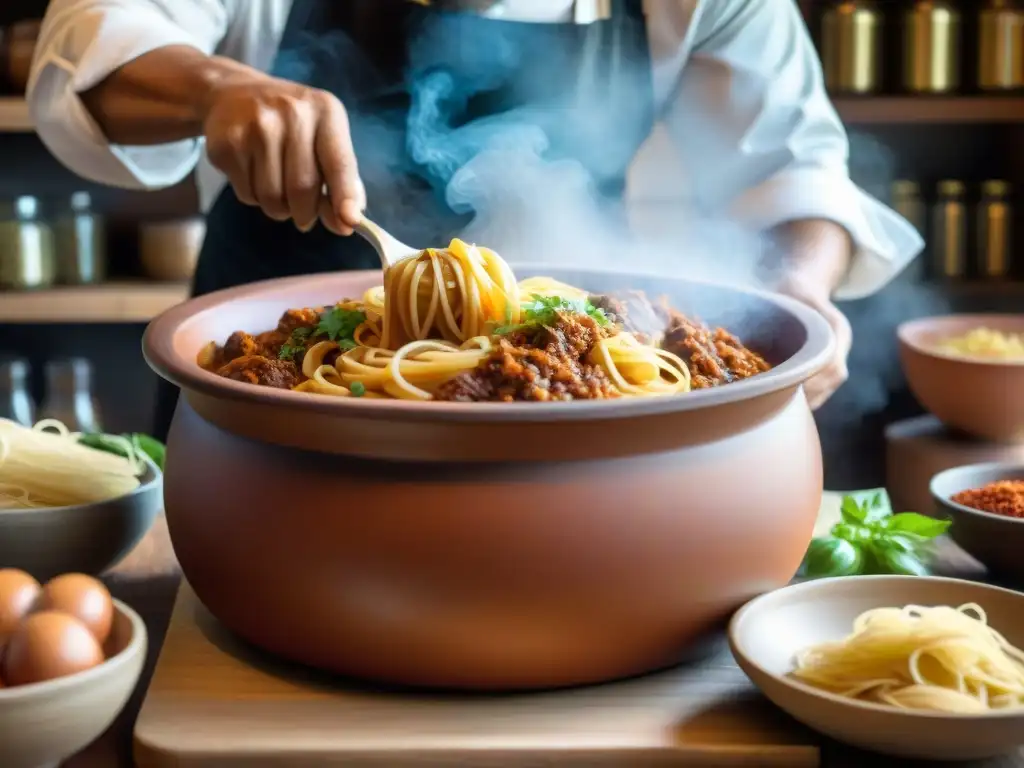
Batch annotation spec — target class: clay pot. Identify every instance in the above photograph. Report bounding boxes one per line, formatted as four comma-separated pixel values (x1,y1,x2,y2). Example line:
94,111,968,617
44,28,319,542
899,314,1024,443
144,268,834,690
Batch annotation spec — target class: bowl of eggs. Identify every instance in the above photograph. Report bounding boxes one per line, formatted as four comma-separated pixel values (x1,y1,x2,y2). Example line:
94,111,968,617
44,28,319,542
898,315,1024,442
0,569,147,768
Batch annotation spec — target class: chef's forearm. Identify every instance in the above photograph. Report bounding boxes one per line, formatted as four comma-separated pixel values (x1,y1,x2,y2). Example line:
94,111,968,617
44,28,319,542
771,219,853,297
79,46,263,145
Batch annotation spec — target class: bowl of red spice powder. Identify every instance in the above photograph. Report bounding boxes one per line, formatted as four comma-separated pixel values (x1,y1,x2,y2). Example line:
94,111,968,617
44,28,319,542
931,463,1024,582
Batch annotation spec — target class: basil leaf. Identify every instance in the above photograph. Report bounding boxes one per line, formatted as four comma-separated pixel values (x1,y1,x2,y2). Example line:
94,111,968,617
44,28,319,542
840,496,866,524
132,433,166,471
886,513,951,539
859,489,894,524
870,544,930,577
881,533,926,554
802,536,864,578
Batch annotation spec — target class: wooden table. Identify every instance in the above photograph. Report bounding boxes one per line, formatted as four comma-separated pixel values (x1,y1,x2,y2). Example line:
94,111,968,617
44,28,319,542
67,507,1024,768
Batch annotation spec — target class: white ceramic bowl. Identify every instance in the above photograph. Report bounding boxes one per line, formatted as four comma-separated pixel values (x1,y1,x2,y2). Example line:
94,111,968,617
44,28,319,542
729,576,1024,760
0,600,148,768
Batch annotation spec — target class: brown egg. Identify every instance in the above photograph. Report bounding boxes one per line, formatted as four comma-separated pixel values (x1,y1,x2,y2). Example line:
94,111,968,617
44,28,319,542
0,569,41,639
2,611,104,687
37,574,114,645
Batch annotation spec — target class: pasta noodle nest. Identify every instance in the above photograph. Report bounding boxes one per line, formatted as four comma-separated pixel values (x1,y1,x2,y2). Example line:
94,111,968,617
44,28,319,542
791,604,1024,714
0,419,143,510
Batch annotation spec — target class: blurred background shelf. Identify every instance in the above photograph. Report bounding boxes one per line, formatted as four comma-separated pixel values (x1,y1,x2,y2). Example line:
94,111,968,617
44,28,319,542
0,97,30,132
833,97,1024,125
0,282,188,323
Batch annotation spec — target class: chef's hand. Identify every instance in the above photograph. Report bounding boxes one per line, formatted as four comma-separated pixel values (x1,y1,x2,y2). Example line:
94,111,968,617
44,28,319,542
202,73,366,235
776,275,852,410
771,220,854,411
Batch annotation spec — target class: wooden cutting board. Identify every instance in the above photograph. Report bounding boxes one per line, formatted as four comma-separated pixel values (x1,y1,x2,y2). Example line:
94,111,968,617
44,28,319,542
134,496,847,767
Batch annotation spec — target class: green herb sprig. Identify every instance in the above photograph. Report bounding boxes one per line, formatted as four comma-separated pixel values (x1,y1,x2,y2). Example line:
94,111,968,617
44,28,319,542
800,489,951,579
278,307,366,362
494,294,609,335
78,432,166,471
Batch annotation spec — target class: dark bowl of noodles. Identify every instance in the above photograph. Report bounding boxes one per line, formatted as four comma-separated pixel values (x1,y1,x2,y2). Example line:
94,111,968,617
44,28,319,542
143,262,833,690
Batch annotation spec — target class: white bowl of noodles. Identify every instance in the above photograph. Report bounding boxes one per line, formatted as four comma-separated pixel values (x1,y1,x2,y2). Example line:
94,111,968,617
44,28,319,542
729,575,1024,760
0,419,163,581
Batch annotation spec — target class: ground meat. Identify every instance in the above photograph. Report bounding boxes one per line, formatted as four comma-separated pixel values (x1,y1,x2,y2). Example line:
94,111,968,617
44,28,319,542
436,313,619,402
660,310,771,389
588,293,627,325
277,307,321,335
215,356,301,390
254,330,289,359
712,328,771,381
221,330,290,363
661,312,732,389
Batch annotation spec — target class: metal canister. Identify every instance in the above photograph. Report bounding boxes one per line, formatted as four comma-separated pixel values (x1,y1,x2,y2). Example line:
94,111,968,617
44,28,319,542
0,196,56,290
821,0,884,94
53,191,107,285
978,0,1024,90
977,180,1013,278
931,180,967,279
891,180,926,235
903,0,961,93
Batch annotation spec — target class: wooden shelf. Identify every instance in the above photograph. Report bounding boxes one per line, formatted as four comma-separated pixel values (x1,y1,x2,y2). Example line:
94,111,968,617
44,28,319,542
935,280,1024,297
833,96,1024,125
0,282,189,323
0,97,31,132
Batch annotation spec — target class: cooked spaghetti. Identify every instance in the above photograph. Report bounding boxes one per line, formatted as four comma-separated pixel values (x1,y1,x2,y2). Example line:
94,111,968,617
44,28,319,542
937,328,1024,360
0,419,144,510
791,604,1024,713
196,238,772,402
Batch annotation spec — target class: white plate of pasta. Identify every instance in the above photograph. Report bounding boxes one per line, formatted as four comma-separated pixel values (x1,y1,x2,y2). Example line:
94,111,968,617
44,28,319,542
729,575,1024,760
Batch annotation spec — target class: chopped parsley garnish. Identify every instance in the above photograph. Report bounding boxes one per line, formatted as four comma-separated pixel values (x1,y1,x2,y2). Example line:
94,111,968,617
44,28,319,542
318,306,365,343
494,294,609,335
349,381,366,397
278,308,364,362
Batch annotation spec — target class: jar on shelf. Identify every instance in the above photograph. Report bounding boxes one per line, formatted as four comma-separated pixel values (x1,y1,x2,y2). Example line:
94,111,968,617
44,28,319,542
38,358,103,434
0,358,35,427
976,180,1013,278
53,191,107,285
0,196,56,291
977,0,1024,90
821,0,884,94
902,0,962,94
891,180,926,235
930,179,967,279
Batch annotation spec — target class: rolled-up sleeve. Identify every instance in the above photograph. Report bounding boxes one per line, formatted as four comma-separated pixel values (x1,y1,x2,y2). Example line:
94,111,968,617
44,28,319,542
28,0,229,191
662,0,923,300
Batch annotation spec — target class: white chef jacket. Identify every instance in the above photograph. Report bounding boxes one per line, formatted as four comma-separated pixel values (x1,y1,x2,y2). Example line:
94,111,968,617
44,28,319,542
27,0,924,299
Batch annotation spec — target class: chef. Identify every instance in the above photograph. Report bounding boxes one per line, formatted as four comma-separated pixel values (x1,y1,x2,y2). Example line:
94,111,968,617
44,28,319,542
28,0,922,446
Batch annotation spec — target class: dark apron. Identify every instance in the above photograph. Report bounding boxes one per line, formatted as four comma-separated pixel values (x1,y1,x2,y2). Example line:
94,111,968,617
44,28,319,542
153,0,654,441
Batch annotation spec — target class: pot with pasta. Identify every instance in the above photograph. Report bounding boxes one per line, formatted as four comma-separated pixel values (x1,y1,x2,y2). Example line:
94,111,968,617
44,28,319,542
143,240,835,690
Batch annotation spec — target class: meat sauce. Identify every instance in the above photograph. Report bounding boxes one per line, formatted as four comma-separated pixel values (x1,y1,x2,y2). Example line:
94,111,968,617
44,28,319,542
201,294,771,398
661,311,771,389
200,308,326,390
436,313,619,402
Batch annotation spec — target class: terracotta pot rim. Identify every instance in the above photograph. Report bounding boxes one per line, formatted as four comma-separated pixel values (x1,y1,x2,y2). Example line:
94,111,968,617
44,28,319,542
143,265,835,424
930,461,1024,526
898,314,1024,368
